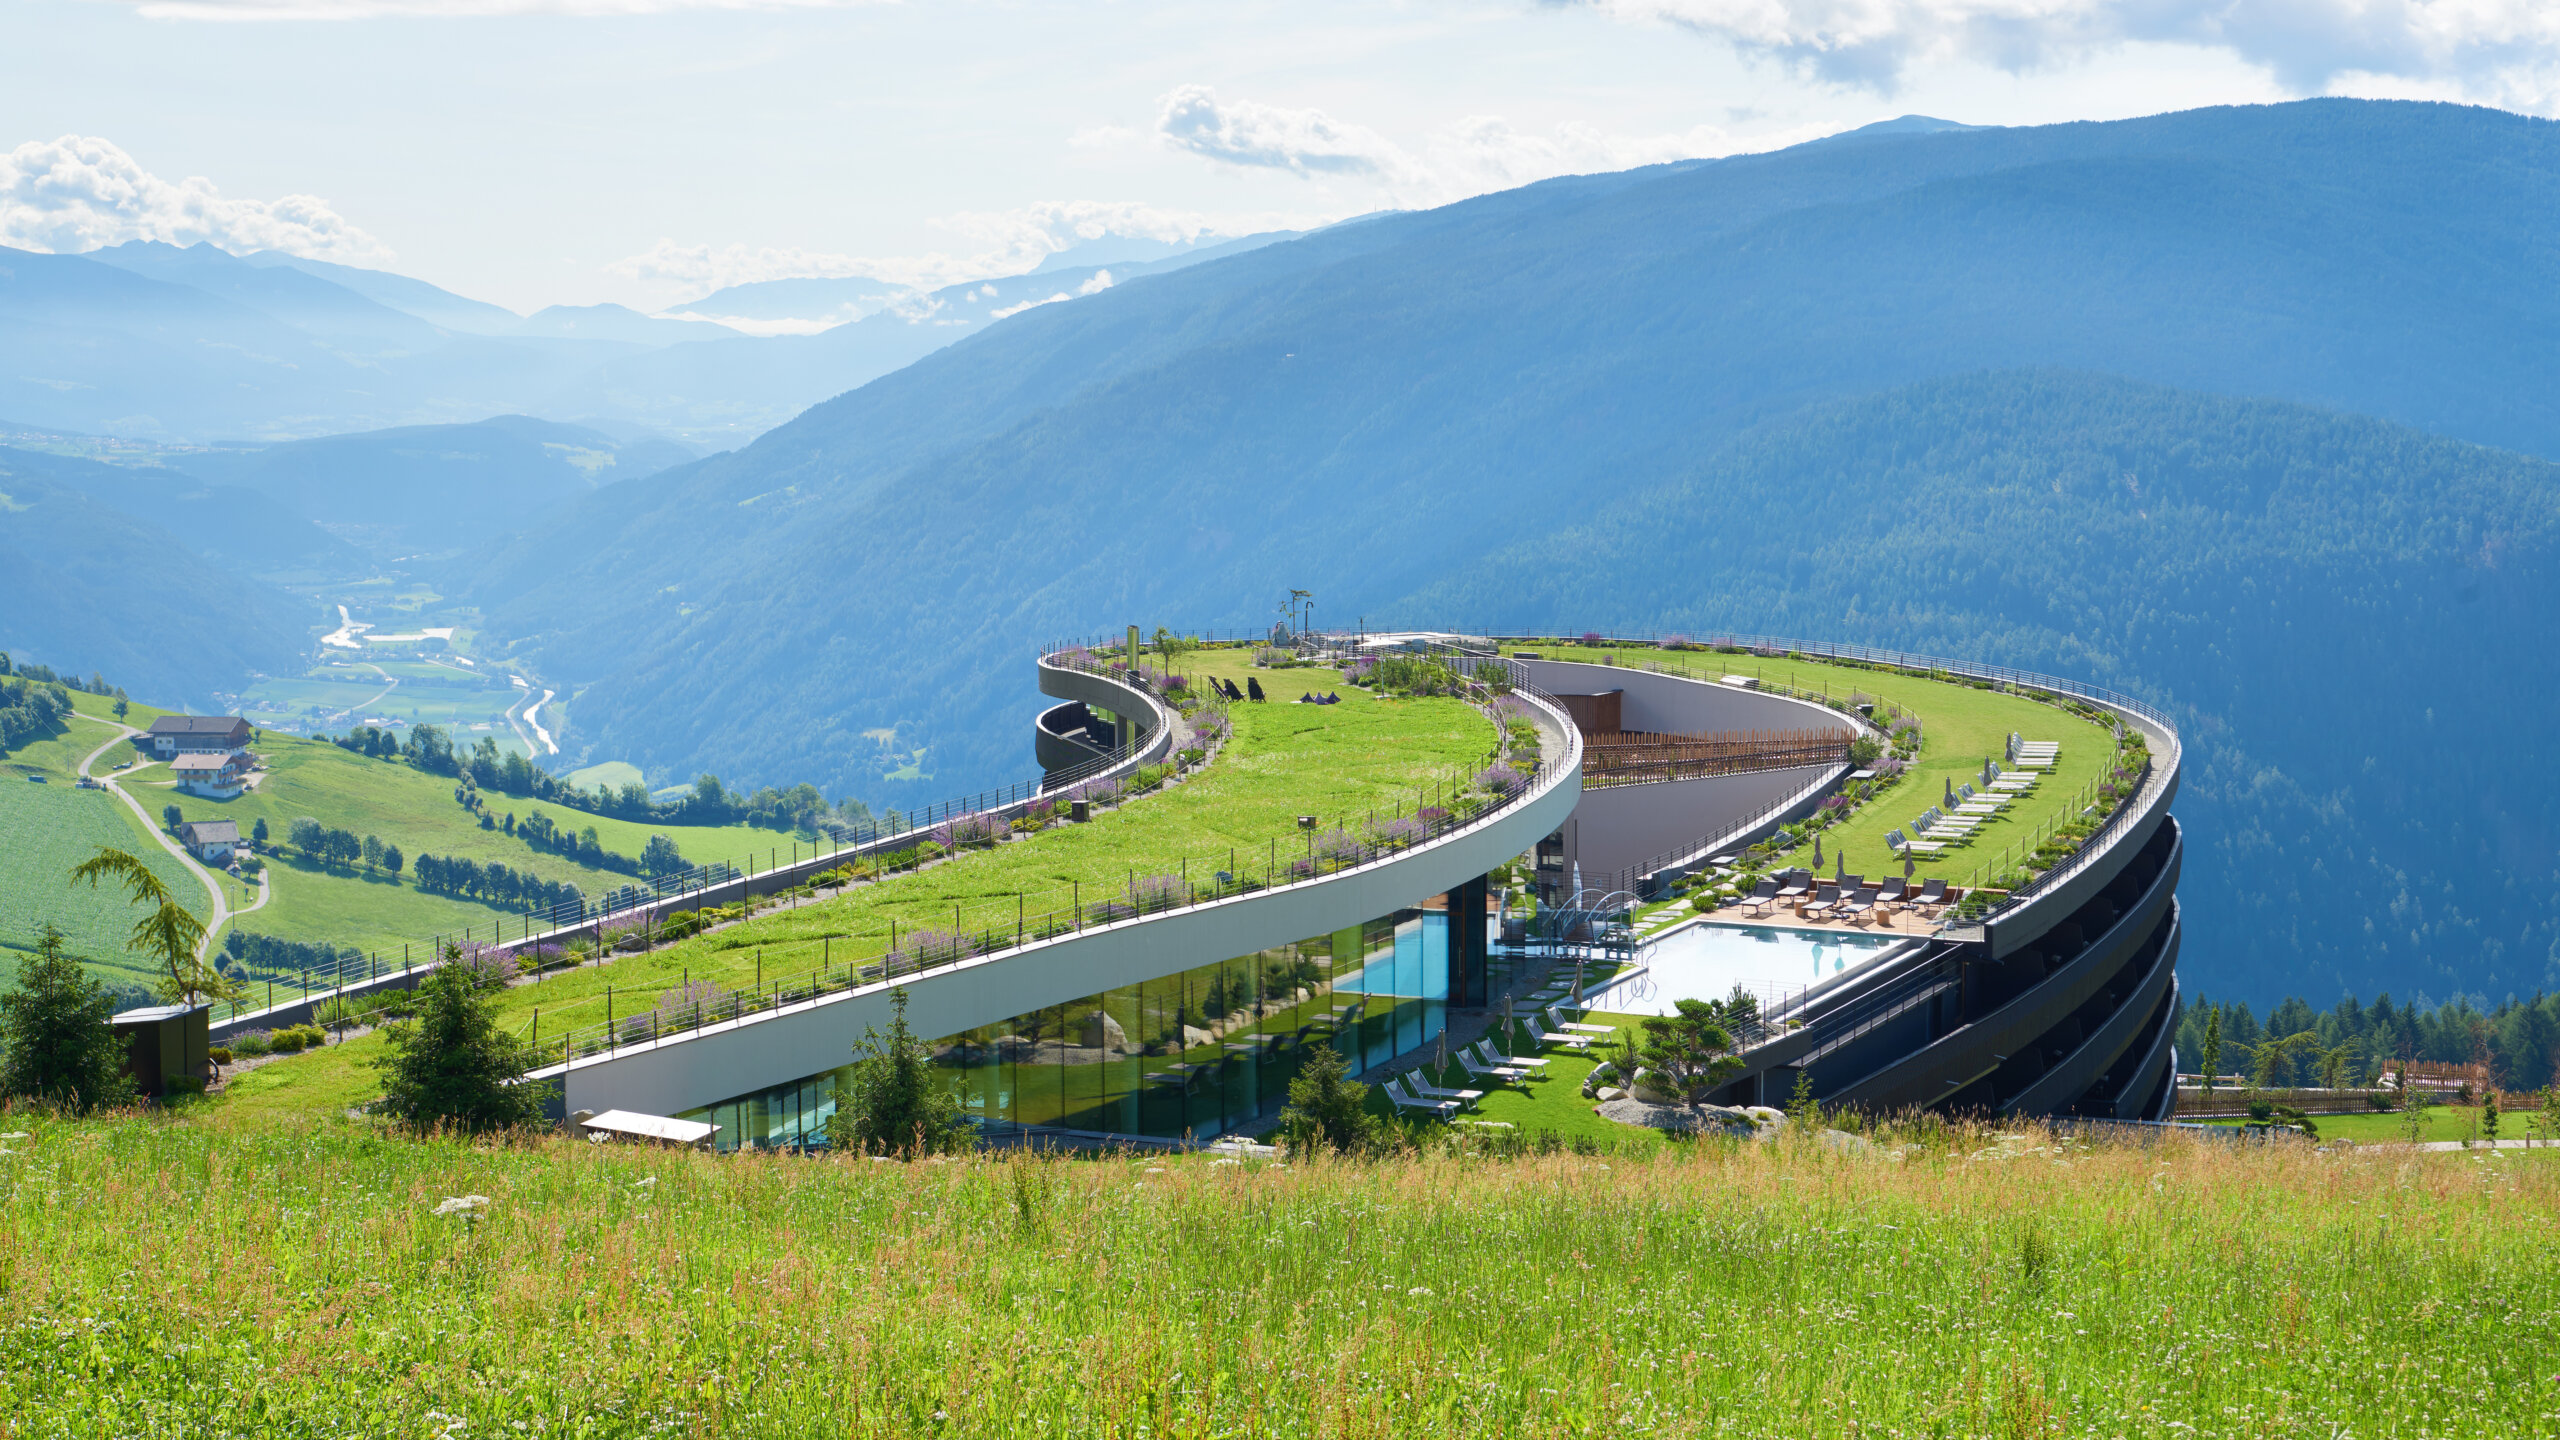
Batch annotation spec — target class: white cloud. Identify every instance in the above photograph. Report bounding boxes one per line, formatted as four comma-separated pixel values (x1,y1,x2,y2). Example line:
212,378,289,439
0,134,393,262
108,0,875,19
1568,0,2560,105
988,291,1074,320
1151,87,1832,207
1155,84,1412,177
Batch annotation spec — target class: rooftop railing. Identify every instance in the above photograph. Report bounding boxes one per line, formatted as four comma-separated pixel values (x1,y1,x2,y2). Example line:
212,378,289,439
207,654,1186,1029
510,662,1580,1077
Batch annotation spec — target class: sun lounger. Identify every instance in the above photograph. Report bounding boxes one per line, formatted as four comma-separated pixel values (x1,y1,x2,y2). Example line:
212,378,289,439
1522,1016,1595,1051
1546,1006,1614,1036
1472,1039,1550,1074
1837,886,1878,923
1888,829,1946,858
1738,877,1781,916
1453,1046,1537,1084
1800,884,1841,919
1405,1072,1486,1107
1912,878,1948,915
1384,1077,1461,1119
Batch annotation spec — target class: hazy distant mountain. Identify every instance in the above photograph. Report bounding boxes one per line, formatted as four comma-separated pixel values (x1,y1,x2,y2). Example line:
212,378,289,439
512,303,743,345
556,264,1160,436
184,415,699,557
87,241,448,356
0,439,357,575
660,275,913,331
464,99,2560,1001
0,446,316,703
245,251,523,336
663,232,1306,339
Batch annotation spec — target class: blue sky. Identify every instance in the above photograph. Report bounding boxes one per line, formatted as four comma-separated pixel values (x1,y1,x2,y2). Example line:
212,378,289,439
3,0,2550,314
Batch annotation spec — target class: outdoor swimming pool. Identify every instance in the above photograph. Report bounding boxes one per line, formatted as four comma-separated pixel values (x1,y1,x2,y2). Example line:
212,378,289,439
1583,921,1908,1016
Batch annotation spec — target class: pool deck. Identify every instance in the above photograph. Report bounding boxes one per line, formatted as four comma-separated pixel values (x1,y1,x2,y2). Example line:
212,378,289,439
1664,898,1959,940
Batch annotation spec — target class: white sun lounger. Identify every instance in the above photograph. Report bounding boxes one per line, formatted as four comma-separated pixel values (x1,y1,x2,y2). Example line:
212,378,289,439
1384,1077,1460,1119
1546,1006,1615,1035
1521,1016,1595,1051
1407,1072,1486,1107
1454,1045,1538,1084
1472,1039,1550,1074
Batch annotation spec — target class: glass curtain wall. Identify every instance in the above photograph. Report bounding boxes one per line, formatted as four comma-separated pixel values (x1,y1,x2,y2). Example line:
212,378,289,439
683,900,1451,1149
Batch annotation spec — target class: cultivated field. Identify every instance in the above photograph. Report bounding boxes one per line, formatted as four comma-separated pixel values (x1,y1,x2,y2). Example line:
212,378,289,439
0,1110,2547,1437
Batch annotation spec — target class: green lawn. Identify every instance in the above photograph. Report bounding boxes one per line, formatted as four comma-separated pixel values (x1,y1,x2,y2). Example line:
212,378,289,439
1395,1010,1669,1144
225,666,1498,1116
1524,643,2122,891
2195,1105,2557,1145
7,1111,2551,1436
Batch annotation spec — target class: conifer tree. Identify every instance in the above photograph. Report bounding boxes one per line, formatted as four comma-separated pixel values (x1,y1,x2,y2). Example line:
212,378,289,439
0,924,136,1112
1277,1038,1388,1156
825,988,973,1156
369,944,554,1133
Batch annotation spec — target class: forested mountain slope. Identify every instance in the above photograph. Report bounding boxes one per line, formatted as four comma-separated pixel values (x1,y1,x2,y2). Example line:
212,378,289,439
0,449,315,704
1414,371,2560,1005
473,99,2559,786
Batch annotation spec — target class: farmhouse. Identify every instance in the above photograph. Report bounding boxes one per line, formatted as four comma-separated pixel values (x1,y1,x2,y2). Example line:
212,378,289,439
171,750,250,799
175,819,241,863
143,715,251,759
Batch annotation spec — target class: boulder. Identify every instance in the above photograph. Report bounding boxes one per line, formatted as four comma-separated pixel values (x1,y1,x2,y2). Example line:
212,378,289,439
1594,1098,1758,1135
1816,1128,1877,1156
1078,1011,1130,1053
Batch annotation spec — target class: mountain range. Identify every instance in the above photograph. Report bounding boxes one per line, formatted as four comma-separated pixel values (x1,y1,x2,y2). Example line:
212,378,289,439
460,98,2558,1004
2,98,2554,1004
0,229,1306,444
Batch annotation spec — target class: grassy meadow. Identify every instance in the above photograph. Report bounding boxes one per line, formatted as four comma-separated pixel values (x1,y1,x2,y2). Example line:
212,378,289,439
1523,644,2119,889
133,717,794,956
1,1109,2552,1438
0,774,201,990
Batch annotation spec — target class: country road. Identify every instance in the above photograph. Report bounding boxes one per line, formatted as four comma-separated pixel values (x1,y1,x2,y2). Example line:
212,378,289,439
79,720,268,961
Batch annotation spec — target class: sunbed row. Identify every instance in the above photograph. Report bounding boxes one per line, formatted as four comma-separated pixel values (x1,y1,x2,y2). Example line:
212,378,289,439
1728,871,1962,925
1384,1005,1621,1119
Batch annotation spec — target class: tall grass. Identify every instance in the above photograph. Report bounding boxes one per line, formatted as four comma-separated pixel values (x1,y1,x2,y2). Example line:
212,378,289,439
2,1111,2551,1436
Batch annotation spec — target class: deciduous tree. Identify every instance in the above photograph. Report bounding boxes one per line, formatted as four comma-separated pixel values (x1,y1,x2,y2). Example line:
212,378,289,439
67,847,228,1006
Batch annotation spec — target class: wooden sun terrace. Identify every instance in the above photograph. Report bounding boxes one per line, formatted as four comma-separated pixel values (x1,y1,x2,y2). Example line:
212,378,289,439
1581,727,1849,788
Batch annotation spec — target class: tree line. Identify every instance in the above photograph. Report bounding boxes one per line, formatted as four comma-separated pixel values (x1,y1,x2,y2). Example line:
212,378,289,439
410,852,585,917
2177,990,2560,1091
328,723,868,836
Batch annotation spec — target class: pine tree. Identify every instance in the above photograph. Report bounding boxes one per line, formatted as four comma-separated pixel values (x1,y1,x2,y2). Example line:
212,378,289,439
824,988,973,1156
1786,1067,1821,1133
0,924,137,1112
2199,1008,2224,1107
2482,1086,2499,1145
1276,1038,1388,1156
369,946,554,1133
1637,998,1746,1105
